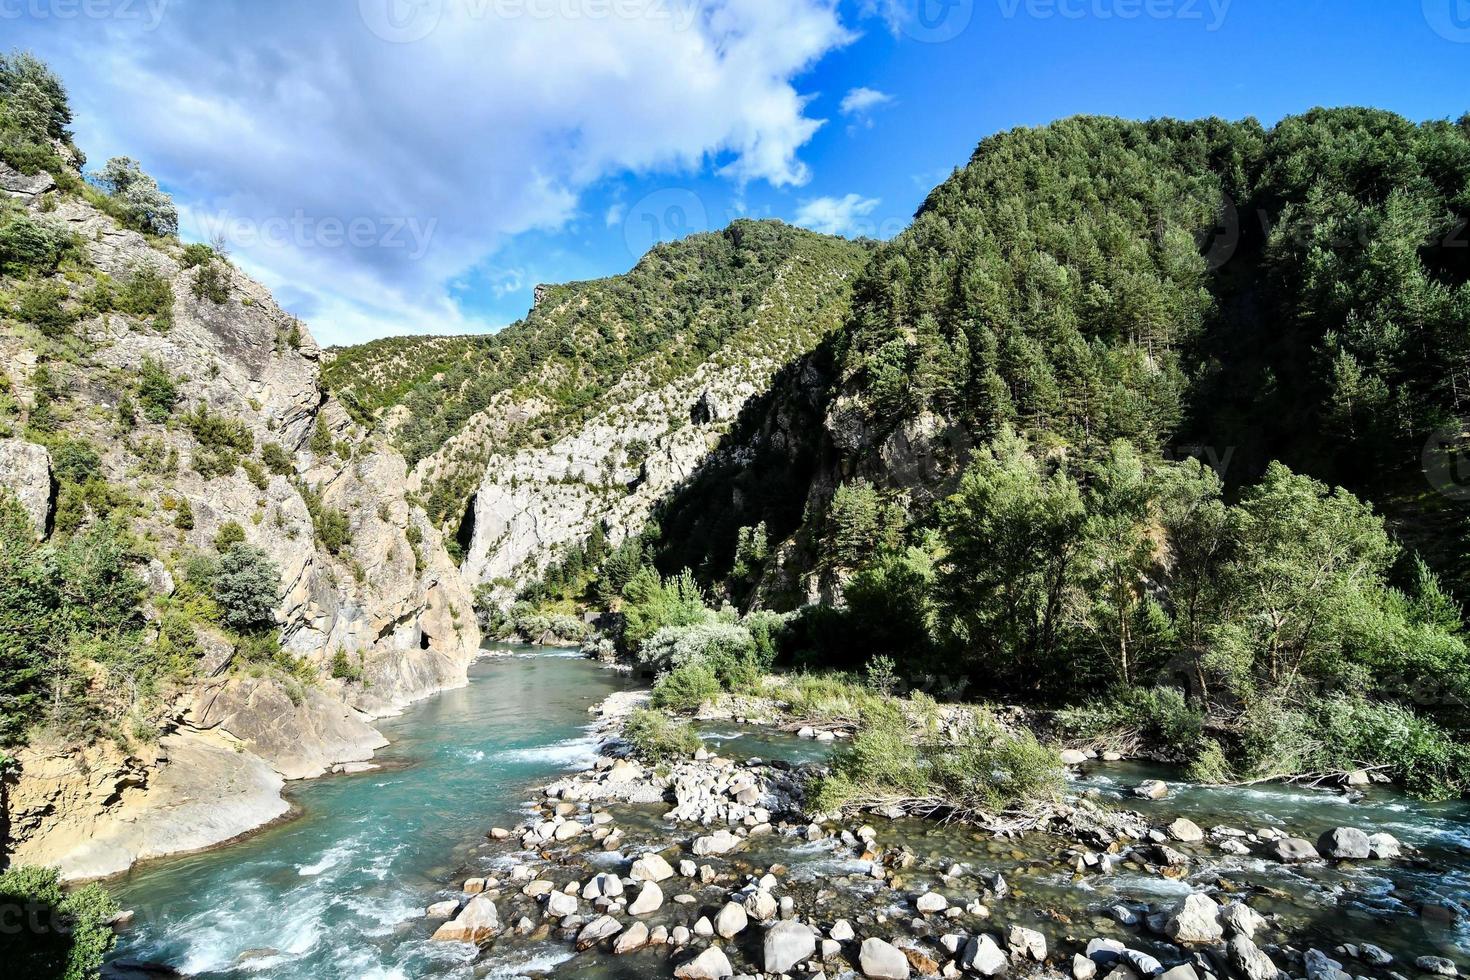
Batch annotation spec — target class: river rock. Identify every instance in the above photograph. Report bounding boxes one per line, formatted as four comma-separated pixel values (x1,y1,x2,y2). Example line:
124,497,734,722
1074,954,1099,979
1158,966,1199,980
614,921,650,954
1305,948,1351,980
546,891,578,917
1415,957,1458,977
1166,894,1222,944
431,894,500,943
1270,837,1320,862
693,830,742,856
764,921,817,973
1220,902,1265,939
715,901,748,938
630,852,675,882
1134,780,1170,800
861,937,913,979
1008,925,1047,961
745,889,778,922
1317,828,1372,860
1368,832,1402,859
1168,818,1205,843
1357,944,1392,966
673,925,692,945
583,872,623,899
694,916,715,937
576,915,623,951
675,945,735,979
1061,750,1089,766
629,881,663,915
1228,935,1279,980
917,892,949,914
425,900,459,918
962,934,1008,976
831,919,856,941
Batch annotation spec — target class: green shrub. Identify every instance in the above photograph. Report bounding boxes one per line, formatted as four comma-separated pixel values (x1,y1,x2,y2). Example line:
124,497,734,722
191,261,229,304
115,265,173,328
260,441,294,476
0,209,68,275
179,242,215,268
214,520,246,552
0,865,119,980
623,709,702,764
210,544,281,633
330,647,364,682
652,662,722,712
14,280,74,336
1053,686,1204,760
136,357,177,422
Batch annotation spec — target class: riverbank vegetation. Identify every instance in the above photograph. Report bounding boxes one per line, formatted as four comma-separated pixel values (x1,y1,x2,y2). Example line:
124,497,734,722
0,865,117,980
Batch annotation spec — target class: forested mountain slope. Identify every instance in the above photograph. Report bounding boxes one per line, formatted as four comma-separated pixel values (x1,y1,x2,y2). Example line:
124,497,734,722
0,54,479,879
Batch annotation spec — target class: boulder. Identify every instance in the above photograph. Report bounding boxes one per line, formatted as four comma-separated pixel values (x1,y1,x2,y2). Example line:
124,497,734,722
1269,837,1320,863
614,921,650,954
831,919,856,941
1304,948,1350,980
1316,827,1372,860
431,894,500,943
1415,956,1458,977
1060,749,1089,765
629,881,664,916
1367,832,1402,860
917,892,949,914
1134,780,1169,800
1158,966,1199,980
764,921,817,974
861,937,914,979
1165,894,1222,945
1074,954,1099,979
675,946,735,979
744,889,778,922
545,891,578,917
715,901,748,939
693,830,742,856
630,852,675,882
1120,949,1163,976
1007,925,1047,961
1219,902,1265,940
576,915,623,951
1168,818,1205,843
962,934,1008,976
425,900,459,919
1228,935,1279,980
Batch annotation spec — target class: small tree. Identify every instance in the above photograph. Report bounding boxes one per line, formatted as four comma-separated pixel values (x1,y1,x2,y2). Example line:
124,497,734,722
96,157,178,237
210,544,281,633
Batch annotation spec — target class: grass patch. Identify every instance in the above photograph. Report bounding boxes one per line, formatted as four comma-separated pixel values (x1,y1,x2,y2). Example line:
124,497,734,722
623,709,702,764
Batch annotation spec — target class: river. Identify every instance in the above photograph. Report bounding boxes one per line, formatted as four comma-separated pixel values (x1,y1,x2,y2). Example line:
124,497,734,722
104,650,1470,979
106,645,635,979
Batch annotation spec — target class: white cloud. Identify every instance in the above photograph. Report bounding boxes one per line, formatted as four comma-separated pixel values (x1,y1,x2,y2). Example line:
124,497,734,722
604,202,626,228
840,87,894,116
35,0,855,344
793,193,881,237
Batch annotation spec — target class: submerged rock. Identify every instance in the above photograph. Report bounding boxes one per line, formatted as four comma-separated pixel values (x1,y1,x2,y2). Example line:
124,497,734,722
1270,837,1320,863
1316,828,1371,860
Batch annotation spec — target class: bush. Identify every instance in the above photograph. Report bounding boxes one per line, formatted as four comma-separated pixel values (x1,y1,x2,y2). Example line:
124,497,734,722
14,280,74,336
620,567,711,653
210,544,281,633
0,209,68,275
260,441,294,476
191,261,229,304
0,865,119,980
214,520,246,552
652,662,723,712
623,709,702,764
95,157,178,237
136,357,177,422
1053,686,1204,760
115,265,174,328
179,242,215,268
330,647,364,682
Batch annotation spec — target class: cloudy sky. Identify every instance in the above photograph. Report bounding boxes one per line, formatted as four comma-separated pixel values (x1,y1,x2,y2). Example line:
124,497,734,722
6,0,1468,344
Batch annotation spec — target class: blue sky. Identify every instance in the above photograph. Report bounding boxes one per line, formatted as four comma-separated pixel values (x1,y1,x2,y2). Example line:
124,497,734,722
6,0,1468,345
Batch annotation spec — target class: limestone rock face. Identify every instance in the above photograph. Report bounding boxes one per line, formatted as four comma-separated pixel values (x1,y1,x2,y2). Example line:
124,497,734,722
0,437,53,535
0,162,481,879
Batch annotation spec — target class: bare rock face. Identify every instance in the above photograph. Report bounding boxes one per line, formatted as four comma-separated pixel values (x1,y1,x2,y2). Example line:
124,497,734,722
0,438,53,535
1,164,481,879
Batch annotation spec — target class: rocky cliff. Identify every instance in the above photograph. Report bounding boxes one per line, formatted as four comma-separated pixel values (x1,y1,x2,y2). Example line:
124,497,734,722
1,160,480,880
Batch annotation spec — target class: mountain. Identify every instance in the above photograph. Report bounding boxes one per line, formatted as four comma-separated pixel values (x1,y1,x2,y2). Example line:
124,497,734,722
0,57,480,879
326,221,873,591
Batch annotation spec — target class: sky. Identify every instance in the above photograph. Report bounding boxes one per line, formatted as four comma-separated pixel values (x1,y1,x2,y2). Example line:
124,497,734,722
5,0,1469,346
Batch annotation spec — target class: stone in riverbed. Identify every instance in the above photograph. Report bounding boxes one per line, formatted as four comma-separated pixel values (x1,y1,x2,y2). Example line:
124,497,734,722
1415,956,1459,976
629,881,663,915
693,830,742,856
1074,954,1099,979
1228,935,1279,980
861,937,913,979
831,919,856,941
614,921,650,954
1165,893,1222,945
1168,818,1205,843
425,900,459,919
694,916,715,937
916,892,949,914
630,852,675,882
674,945,735,979
1158,966,1199,980
822,938,843,959
1304,948,1351,980
961,934,1008,976
583,872,623,899
1316,827,1372,860
1007,926,1047,961
576,915,623,951
1060,749,1089,766
715,901,748,938
1368,832,1402,859
431,894,500,943
545,891,578,918
1219,902,1266,940
1134,780,1169,800
554,820,584,841
744,890,778,922
1269,837,1320,863
672,925,692,945
764,921,817,973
